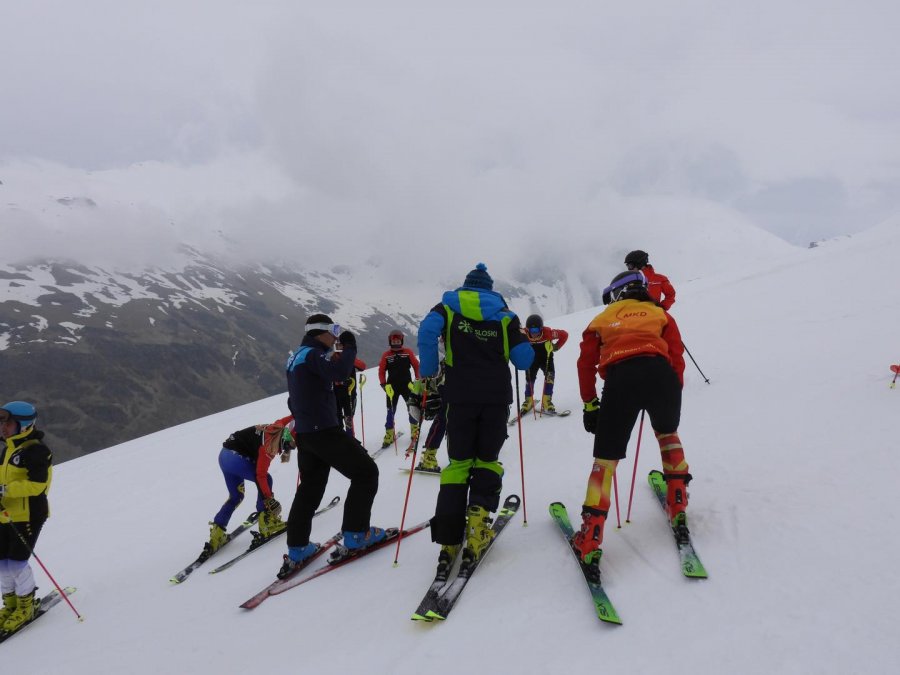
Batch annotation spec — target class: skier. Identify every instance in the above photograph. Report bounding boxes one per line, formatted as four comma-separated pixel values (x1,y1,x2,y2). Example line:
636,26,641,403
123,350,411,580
624,250,676,310
0,401,51,634
378,330,420,449
418,263,534,575
518,314,569,416
334,356,367,438
573,270,691,570
280,314,384,578
205,416,295,554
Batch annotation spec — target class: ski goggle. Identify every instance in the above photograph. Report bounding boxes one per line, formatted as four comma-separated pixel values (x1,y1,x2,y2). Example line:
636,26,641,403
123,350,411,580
602,271,646,305
306,322,342,337
528,326,542,337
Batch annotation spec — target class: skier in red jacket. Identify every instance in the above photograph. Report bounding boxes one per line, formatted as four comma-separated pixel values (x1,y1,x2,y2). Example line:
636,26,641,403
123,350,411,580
378,330,420,449
625,250,676,311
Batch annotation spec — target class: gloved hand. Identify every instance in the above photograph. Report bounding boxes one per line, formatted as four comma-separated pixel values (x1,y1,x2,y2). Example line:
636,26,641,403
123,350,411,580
280,427,295,452
338,331,356,350
264,497,282,517
0,510,9,524
582,398,600,434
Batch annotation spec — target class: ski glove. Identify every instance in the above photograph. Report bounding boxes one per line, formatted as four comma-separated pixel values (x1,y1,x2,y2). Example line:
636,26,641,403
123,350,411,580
582,398,600,434
264,497,282,516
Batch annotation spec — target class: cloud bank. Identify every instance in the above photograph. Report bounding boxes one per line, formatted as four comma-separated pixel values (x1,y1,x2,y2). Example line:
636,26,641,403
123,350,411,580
2,1,899,278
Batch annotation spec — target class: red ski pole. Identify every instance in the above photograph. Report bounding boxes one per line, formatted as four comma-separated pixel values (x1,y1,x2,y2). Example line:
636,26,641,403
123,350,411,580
625,410,645,523
890,364,900,389
393,390,427,565
612,471,622,529
4,514,83,621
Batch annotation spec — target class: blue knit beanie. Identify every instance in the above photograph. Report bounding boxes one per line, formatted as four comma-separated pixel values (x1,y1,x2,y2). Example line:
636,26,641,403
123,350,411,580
463,263,493,291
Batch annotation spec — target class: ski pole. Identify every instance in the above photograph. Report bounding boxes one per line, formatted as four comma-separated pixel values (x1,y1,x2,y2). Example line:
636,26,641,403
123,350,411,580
393,389,427,565
612,471,622,529
682,342,710,384
625,410,645,523
358,373,366,446
514,368,528,525
890,364,900,389
3,513,83,621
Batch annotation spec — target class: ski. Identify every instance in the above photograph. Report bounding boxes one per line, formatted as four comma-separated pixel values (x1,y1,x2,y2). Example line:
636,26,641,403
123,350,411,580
510,409,570,425
209,495,340,574
370,431,405,459
268,521,431,598
170,514,259,583
508,411,535,426
540,409,571,417
238,531,343,610
410,548,461,622
422,494,521,621
647,470,708,579
548,502,622,625
398,467,441,477
0,587,77,644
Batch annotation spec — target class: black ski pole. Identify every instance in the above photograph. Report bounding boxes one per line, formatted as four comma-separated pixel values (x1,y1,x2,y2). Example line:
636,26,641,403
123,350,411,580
682,342,710,384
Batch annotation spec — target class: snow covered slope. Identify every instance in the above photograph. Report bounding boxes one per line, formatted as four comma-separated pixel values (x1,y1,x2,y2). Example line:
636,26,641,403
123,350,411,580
4,220,899,674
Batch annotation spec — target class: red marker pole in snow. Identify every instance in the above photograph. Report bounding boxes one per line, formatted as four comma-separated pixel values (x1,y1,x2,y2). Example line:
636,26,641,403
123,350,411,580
890,364,900,389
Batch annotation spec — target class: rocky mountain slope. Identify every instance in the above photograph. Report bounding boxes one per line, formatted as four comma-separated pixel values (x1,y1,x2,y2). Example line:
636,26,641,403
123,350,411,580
1,249,584,461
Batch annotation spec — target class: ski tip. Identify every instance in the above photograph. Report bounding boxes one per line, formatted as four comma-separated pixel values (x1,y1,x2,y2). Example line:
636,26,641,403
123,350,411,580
411,613,433,622
425,610,445,621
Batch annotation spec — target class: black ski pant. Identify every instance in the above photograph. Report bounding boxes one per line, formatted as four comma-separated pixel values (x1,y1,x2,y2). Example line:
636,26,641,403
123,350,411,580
287,427,379,547
593,356,682,460
0,519,44,561
430,403,509,545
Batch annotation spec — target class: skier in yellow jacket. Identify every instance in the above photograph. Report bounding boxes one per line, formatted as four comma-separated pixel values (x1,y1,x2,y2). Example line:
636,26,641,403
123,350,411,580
0,402,52,634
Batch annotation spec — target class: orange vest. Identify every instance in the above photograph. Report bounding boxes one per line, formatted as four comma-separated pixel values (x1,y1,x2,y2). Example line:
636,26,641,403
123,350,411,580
577,298,684,401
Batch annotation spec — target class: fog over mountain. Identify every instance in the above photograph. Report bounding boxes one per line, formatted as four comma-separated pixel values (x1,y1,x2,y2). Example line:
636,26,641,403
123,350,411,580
3,1,899,459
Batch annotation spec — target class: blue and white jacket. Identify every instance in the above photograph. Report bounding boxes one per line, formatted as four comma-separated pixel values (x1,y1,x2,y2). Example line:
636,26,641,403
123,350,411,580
418,286,534,405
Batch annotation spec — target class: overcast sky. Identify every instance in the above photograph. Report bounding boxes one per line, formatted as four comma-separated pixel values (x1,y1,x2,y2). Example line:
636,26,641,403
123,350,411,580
1,1,898,275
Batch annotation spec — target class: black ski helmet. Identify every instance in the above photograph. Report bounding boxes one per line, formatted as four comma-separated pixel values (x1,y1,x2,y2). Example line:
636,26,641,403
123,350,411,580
602,270,648,305
388,330,404,348
525,314,543,330
624,250,649,269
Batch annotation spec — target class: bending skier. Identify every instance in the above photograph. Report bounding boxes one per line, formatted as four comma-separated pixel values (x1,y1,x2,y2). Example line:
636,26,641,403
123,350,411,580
205,416,295,554
624,249,676,310
518,313,568,416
